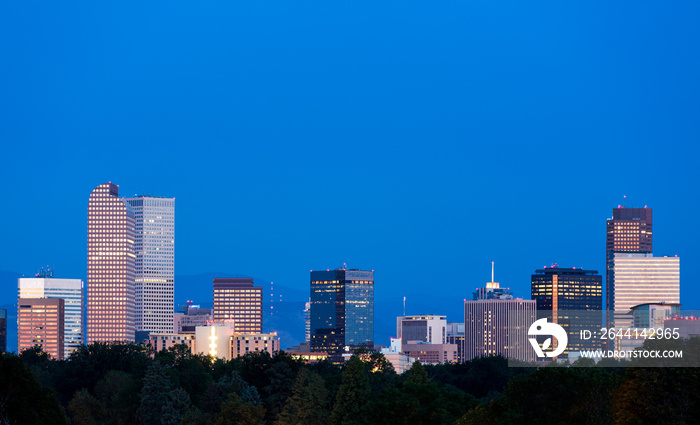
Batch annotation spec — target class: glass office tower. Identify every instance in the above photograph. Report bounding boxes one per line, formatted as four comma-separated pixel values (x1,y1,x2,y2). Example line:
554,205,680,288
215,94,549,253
310,267,374,363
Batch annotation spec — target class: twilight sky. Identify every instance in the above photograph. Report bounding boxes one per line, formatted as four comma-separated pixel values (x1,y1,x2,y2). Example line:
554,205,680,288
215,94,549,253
2,1,699,310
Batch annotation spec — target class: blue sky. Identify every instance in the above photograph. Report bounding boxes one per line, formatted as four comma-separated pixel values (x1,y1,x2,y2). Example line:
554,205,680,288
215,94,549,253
2,1,699,312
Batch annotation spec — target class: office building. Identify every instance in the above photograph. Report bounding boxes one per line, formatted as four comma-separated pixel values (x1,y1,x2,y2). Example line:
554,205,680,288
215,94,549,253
396,315,446,344
230,333,280,358
531,266,602,357
310,267,374,363
87,182,136,343
446,322,465,363
304,300,311,342
124,196,175,334
665,317,700,339
473,262,513,300
609,253,680,331
379,338,415,373
195,323,236,360
17,298,65,359
464,299,536,362
401,341,458,365
0,309,6,353
619,302,683,351
148,333,195,353
606,207,652,323
174,304,213,334
18,276,83,359
213,278,263,333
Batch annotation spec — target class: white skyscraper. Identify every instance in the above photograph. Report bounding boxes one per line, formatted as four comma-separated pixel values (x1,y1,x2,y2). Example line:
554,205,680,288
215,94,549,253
124,196,175,334
18,276,83,359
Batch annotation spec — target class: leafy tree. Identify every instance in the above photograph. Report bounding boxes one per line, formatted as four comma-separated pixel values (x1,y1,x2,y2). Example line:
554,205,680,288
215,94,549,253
277,369,330,425
210,393,265,425
94,369,141,424
67,388,108,425
331,356,371,425
0,352,67,425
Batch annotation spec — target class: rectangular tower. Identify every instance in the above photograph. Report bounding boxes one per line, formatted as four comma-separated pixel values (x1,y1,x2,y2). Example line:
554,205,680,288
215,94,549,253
18,277,83,359
124,196,175,334
610,253,680,331
464,299,536,362
531,267,602,356
213,278,263,333
606,207,652,321
87,182,136,343
18,298,65,359
310,268,374,363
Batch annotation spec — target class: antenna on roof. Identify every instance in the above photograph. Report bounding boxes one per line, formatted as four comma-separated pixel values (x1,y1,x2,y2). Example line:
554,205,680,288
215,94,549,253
491,261,495,283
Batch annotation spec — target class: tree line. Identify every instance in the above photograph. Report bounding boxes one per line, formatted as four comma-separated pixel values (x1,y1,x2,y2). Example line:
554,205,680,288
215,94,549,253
1,336,699,424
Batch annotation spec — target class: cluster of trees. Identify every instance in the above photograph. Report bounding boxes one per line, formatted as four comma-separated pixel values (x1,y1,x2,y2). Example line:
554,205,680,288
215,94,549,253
1,337,699,425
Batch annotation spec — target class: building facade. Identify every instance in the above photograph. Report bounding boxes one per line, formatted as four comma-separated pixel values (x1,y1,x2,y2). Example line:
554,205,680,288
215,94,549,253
606,207,653,325
148,333,195,353
464,299,536,362
174,304,213,334
310,268,374,363
531,267,603,357
230,333,280,358
401,342,458,365
446,322,465,363
18,277,83,359
213,278,263,333
124,196,175,334
396,315,446,344
18,298,65,359
609,253,680,331
87,182,136,343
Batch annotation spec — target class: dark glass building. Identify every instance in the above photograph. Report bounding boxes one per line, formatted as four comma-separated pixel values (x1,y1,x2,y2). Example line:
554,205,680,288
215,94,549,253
310,268,374,363
605,207,652,320
531,267,603,357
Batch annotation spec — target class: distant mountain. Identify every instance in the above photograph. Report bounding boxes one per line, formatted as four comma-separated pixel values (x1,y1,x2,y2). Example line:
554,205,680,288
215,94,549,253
0,270,467,353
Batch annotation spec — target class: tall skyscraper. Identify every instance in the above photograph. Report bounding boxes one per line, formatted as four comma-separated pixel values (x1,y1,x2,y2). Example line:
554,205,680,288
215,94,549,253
124,196,175,334
87,182,136,343
17,298,65,359
606,207,652,320
464,299,536,362
213,278,263,333
609,253,680,331
310,267,374,363
531,266,602,356
0,309,6,353
18,275,83,359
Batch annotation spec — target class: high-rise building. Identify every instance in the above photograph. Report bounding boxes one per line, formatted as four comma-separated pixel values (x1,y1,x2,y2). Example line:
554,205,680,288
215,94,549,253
213,278,263,333
464,299,536,362
87,182,136,343
18,276,83,359
531,266,602,356
446,322,465,363
17,298,65,359
396,315,446,344
0,309,6,353
124,196,175,334
609,253,680,332
304,300,311,343
606,207,652,322
310,267,374,363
